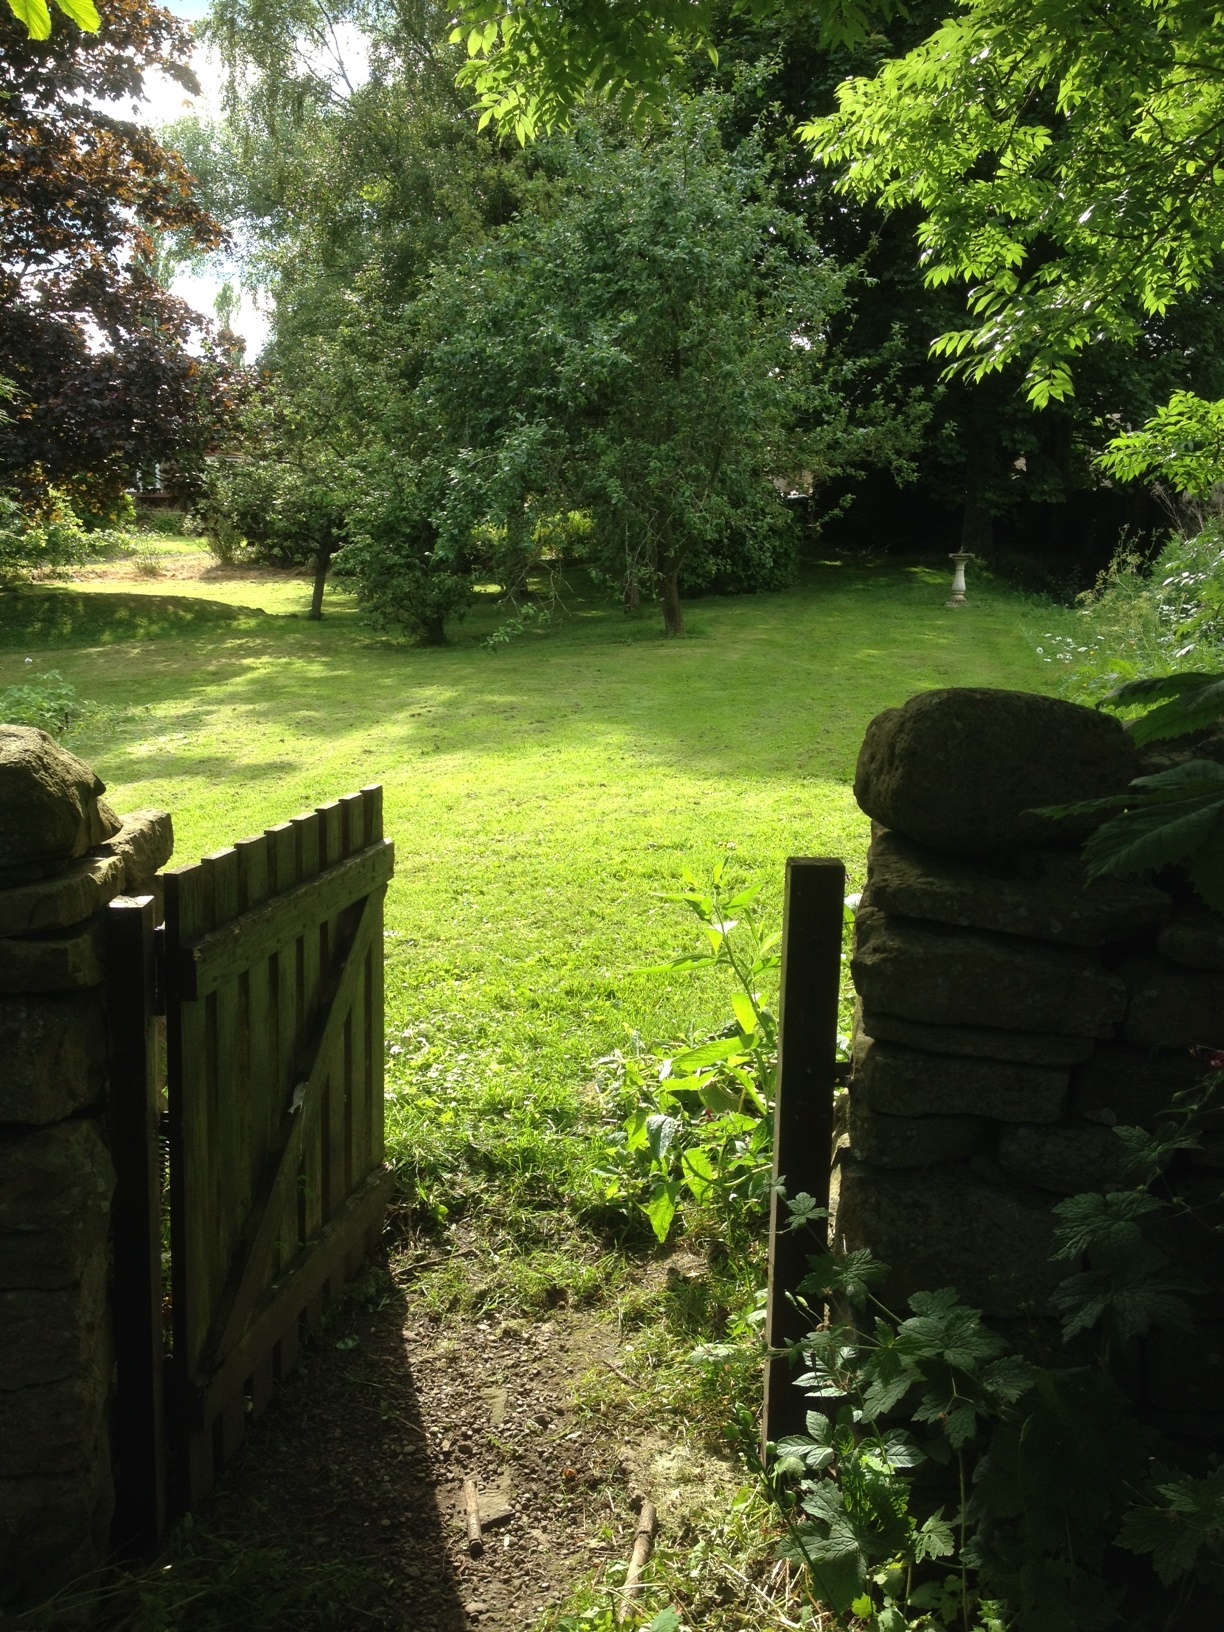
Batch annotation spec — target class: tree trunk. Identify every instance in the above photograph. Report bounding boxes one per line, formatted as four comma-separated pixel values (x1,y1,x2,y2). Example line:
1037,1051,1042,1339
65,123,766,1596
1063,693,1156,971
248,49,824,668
623,569,641,613
659,559,684,636
308,539,334,620
418,614,448,646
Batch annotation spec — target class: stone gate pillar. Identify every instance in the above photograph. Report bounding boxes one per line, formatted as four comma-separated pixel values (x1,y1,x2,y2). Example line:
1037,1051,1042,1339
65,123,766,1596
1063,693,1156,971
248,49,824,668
0,726,172,1612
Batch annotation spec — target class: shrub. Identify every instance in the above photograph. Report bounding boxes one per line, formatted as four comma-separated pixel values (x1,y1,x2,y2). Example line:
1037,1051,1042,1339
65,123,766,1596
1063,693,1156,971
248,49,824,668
0,671,126,740
0,489,137,586
1037,524,1224,704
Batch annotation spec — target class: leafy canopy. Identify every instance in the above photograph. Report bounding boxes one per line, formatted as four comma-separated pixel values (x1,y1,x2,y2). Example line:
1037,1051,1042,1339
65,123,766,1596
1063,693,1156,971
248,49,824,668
0,0,238,508
804,0,1224,406
451,1,906,141
455,0,1224,409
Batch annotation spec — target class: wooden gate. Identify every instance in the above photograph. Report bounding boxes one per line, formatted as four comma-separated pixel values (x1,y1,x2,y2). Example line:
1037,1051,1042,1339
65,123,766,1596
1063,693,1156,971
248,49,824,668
108,786,395,1548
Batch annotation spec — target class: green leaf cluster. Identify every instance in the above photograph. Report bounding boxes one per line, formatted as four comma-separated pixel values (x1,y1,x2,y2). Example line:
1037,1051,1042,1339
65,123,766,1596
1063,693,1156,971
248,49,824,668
1035,669,1224,910
804,1,1224,405
6,0,98,43
767,1070,1224,1629
594,858,797,1243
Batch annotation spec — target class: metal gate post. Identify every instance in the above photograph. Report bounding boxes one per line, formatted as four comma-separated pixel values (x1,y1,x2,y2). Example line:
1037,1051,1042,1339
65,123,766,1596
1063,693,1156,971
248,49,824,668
763,857,846,1448
106,894,167,1554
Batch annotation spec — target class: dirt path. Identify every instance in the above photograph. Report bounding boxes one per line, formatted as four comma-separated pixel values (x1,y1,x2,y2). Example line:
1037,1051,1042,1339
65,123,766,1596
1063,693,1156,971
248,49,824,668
193,1239,646,1631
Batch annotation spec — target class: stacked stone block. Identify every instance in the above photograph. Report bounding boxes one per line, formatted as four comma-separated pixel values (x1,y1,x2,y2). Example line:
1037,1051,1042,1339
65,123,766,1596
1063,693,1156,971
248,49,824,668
0,726,172,1609
837,689,1224,1424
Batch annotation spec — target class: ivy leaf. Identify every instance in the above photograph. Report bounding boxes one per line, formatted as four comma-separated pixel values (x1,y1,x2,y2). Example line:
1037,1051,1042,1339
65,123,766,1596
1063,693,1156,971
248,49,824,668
784,1192,828,1233
1115,1122,1202,1184
899,1289,1007,1370
798,1247,889,1309
1052,1244,1202,1343
915,1509,956,1561
982,1354,1038,1405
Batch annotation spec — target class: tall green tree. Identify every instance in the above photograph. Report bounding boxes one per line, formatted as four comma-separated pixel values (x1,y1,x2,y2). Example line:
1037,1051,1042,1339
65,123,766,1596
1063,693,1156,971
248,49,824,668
339,102,923,637
456,0,1224,411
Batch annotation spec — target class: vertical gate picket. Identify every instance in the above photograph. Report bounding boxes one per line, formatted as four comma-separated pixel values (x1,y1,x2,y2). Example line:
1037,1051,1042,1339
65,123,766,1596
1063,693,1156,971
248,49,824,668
235,835,275,1415
106,894,167,1555
318,800,347,1229
762,858,846,1449
164,861,217,1506
265,821,302,1304
293,810,324,1287
363,785,387,1212
203,847,246,1466
341,791,367,1229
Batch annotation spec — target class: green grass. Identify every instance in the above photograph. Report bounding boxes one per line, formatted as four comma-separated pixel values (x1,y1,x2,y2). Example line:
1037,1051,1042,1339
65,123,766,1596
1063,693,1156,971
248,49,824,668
0,585,269,647
1,557,1067,1628
2,557,1060,1284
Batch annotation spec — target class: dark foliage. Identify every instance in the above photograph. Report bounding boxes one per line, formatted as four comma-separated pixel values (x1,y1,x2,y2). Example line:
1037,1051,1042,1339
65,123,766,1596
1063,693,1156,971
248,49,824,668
0,0,243,508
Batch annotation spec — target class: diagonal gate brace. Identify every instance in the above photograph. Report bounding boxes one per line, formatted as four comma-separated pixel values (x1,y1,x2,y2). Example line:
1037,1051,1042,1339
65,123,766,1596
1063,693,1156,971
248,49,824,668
198,887,383,1377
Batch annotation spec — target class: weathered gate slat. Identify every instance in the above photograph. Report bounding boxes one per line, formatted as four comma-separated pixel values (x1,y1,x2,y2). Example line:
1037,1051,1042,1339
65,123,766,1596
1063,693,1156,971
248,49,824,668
196,1165,395,1427
235,836,273,1216
173,839,394,998
157,787,393,1514
204,890,382,1369
319,801,345,1220
106,894,167,1556
266,820,302,1288
365,788,387,1195
295,811,325,1258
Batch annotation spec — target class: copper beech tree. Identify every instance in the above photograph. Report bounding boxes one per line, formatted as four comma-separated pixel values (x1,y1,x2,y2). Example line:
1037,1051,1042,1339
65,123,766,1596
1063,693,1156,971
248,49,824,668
0,0,243,509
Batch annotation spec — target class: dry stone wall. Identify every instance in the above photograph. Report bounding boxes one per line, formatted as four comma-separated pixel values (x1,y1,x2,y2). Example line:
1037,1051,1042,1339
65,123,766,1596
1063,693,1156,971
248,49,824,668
0,726,172,1609
837,689,1224,1432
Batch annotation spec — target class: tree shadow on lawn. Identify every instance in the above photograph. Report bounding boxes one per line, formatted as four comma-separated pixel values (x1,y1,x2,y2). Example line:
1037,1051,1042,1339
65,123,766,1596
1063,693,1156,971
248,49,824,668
45,557,1046,793
0,586,269,649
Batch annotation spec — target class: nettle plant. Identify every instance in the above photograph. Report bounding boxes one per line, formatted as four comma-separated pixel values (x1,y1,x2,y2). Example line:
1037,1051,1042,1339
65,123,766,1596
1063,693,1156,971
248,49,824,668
596,860,782,1244
765,1071,1224,1632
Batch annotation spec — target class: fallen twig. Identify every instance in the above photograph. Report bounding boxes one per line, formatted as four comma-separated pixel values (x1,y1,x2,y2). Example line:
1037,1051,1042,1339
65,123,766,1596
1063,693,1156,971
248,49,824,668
618,1501,657,1622
600,1358,638,1389
463,1478,483,1556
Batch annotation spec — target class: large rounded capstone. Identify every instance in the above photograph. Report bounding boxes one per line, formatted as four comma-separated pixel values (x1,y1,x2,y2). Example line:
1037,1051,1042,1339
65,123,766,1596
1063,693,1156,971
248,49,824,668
0,727,120,887
853,688,1139,853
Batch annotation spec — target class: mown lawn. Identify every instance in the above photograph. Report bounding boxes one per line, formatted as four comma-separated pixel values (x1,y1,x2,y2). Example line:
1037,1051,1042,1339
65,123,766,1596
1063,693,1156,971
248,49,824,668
2,558,1063,1281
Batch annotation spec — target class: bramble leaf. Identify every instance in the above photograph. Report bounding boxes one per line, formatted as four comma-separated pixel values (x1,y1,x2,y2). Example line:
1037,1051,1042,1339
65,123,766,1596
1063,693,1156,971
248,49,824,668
1051,1190,1165,1259
1118,1469,1224,1585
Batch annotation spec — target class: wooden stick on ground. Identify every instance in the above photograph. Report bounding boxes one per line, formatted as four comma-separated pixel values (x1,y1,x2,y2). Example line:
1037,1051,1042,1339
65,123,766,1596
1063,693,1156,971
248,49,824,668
463,1478,483,1556
619,1501,657,1621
